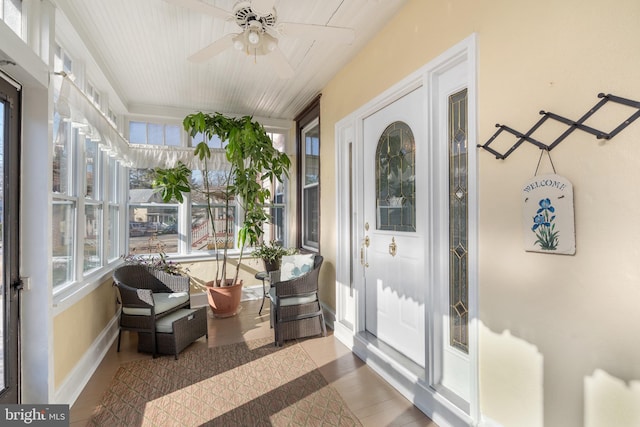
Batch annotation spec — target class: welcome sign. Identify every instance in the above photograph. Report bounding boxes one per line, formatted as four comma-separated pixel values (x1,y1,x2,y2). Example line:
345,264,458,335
522,174,575,255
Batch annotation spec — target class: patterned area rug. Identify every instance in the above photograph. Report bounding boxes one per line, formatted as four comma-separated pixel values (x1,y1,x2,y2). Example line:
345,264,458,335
89,337,361,426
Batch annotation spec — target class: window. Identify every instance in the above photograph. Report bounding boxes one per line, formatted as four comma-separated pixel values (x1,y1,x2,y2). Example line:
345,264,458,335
86,83,101,109
107,109,118,128
1,0,22,38
265,132,287,244
449,88,469,353
375,121,416,232
128,168,179,254
83,202,102,273
296,97,321,252
107,157,121,261
301,120,319,250
125,129,288,255
52,116,76,286
190,169,235,251
83,136,102,273
129,121,182,146
191,132,225,149
52,121,117,287
54,44,73,75
52,96,125,288
52,199,75,286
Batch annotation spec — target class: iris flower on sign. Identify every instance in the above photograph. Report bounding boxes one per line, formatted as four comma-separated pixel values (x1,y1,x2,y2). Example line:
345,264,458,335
531,198,559,250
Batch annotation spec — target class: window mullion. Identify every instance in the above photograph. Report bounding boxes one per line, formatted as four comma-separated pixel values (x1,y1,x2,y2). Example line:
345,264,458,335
180,191,191,254
101,154,109,265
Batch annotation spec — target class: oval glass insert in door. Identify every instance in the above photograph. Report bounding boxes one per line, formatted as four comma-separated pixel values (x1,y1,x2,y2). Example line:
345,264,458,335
375,121,415,232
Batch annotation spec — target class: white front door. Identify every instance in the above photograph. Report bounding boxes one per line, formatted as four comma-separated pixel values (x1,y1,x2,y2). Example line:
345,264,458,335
363,86,426,367
335,35,478,424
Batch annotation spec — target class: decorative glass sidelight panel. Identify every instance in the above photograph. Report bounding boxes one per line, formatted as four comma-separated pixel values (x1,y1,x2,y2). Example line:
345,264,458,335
375,121,416,232
449,89,469,353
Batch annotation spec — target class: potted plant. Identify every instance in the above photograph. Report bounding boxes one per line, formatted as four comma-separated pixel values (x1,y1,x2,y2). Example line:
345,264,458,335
252,240,297,272
153,112,290,317
122,250,189,277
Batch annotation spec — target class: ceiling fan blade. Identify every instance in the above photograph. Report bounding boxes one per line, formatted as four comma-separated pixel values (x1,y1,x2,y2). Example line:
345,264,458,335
163,0,230,20
265,47,295,79
251,0,276,16
277,22,355,44
188,33,236,63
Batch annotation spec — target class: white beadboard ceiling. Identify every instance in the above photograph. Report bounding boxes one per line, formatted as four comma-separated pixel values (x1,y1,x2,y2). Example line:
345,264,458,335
53,0,408,121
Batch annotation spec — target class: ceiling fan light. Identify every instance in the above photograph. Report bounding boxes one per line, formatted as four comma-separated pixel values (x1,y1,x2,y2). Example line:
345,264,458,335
233,39,245,50
262,33,278,52
247,30,260,45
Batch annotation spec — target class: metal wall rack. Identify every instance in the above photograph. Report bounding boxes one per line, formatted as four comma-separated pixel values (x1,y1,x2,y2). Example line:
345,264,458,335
477,93,640,160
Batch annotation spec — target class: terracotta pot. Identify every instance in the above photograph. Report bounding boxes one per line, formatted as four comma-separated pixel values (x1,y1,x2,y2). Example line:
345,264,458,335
204,279,243,318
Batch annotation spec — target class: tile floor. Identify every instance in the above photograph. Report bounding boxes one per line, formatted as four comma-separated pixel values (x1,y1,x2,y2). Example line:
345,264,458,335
70,298,437,426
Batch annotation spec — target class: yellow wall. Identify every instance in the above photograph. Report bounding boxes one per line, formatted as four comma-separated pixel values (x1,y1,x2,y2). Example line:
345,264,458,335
320,0,640,425
53,279,118,389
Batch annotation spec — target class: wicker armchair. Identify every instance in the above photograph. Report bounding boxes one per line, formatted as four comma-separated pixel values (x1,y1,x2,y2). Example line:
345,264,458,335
269,255,326,346
113,265,190,358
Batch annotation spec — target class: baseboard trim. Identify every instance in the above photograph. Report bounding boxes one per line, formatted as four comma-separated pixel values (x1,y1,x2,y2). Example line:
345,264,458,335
478,415,504,427
334,321,355,348
54,314,119,406
320,302,336,330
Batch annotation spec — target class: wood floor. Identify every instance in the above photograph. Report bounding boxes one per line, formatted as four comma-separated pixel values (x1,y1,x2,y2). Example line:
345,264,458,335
70,298,437,426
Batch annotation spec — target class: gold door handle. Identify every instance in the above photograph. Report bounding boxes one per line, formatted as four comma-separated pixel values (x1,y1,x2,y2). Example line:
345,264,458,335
389,237,397,257
360,240,369,268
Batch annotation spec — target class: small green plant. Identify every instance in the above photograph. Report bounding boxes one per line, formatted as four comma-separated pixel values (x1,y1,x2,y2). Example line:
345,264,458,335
122,250,189,276
252,241,297,268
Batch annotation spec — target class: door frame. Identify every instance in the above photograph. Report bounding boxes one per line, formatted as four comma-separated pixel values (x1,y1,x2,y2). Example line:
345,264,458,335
0,70,22,404
334,34,479,426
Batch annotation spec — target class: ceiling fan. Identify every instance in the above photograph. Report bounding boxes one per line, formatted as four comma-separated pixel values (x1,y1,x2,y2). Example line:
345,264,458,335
165,0,356,79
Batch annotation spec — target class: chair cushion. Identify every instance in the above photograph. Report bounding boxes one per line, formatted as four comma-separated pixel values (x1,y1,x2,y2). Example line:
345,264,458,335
280,254,315,281
155,308,200,333
122,292,189,316
269,287,318,306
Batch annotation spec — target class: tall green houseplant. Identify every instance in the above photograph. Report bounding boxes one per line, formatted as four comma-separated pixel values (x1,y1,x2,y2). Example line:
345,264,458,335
153,112,290,287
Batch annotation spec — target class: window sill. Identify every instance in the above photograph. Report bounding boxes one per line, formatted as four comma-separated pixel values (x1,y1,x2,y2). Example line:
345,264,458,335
52,263,122,316
164,249,242,264
51,251,245,316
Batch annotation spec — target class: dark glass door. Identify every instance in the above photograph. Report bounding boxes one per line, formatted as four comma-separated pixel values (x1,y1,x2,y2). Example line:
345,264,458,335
0,73,21,403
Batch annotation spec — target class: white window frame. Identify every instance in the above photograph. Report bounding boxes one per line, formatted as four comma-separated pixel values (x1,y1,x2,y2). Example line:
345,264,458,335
128,120,183,146
1,0,23,38
301,117,320,251
54,43,73,75
86,82,101,110
125,129,290,257
52,112,126,300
